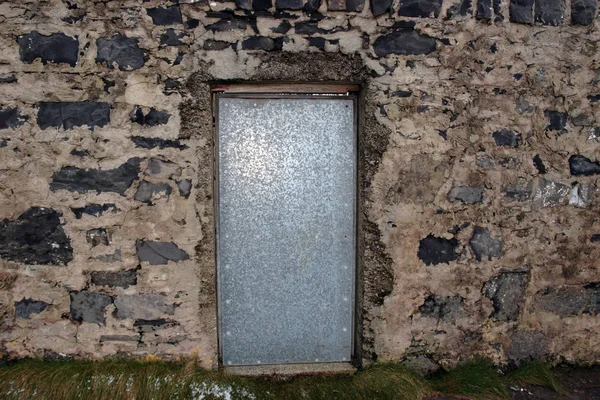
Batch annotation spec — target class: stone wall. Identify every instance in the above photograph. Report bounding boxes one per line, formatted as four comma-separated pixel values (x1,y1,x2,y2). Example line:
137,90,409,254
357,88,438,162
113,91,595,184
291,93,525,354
0,0,599,370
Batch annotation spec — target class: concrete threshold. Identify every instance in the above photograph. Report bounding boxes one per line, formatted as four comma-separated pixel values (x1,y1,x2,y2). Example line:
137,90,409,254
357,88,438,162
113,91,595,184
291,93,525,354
224,362,357,376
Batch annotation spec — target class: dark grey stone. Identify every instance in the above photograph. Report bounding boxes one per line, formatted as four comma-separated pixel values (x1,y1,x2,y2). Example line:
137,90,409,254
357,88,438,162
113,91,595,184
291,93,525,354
476,0,493,19
591,234,600,242
372,0,393,15
307,37,327,50
303,0,322,10
373,29,437,57
276,0,303,9
91,269,137,288
242,36,279,51
186,19,200,29
86,228,109,247
254,0,274,9
0,108,26,130
100,335,139,342
0,139,7,148
533,285,600,315
146,159,180,179
493,129,520,147
533,178,569,208
417,234,459,266
134,318,179,333
159,29,187,46
0,75,17,83
535,0,564,25
418,295,464,323
37,102,110,131
15,298,50,319
131,136,188,150
533,155,546,174
447,185,484,205
571,0,596,25
508,331,549,364
571,113,592,126
516,95,535,114
509,0,534,23
114,294,175,320
50,158,141,195
502,178,533,202
399,0,443,17
130,107,170,126
203,40,232,50
569,155,600,176
96,34,145,71
483,271,528,321
470,226,503,261
493,0,504,21
346,0,365,11
271,21,292,34
545,110,567,133
0,207,73,266
205,20,248,31
295,22,327,35
17,32,79,67
236,0,252,9
146,6,182,25
476,156,493,169
134,181,172,204
70,291,113,324
177,179,192,198
71,204,118,219
136,240,190,265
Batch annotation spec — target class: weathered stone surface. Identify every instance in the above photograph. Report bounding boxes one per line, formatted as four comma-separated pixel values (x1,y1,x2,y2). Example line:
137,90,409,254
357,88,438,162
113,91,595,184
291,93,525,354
50,158,141,195
502,178,533,202
533,285,600,315
0,108,26,130
417,235,459,265
91,269,137,288
535,0,564,25
398,0,443,17
545,110,567,133
91,249,122,263
236,0,252,9
571,0,596,25
114,294,175,320
483,271,528,321
0,207,73,266
447,185,484,205
533,155,546,174
569,184,593,208
147,159,181,179
96,34,145,71
476,0,493,19
493,129,520,147
86,228,109,247
136,241,189,265
509,0,534,23
146,6,182,25
130,107,170,126
276,0,303,9
37,102,110,131
470,226,503,261
446,0,473,17
160,29,187,46
242,36,283,51
328,0,346,10
371,0,393,15
508,331,549,364
131,136,188,150
303,0,322,10
70,291,113,324
373,29,437,57
177,179,192,198
15,298,50,319
569,155,600,176
99,335,139,342
401,355,440,376
17,32,79,67
134,181,172,204
71,204,117,219
533,178,569,208
418,295,464,323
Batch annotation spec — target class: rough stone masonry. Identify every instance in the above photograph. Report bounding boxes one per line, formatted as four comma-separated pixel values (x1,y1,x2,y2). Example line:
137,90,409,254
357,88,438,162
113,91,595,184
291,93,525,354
0,0,599,372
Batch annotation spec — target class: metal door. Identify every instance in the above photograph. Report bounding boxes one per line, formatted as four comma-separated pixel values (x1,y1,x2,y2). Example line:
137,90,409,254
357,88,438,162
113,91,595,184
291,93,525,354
215,91,356,366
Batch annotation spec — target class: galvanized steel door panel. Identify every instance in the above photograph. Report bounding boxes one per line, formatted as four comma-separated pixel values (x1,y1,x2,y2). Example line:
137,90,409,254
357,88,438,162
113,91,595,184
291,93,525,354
216,94,356,366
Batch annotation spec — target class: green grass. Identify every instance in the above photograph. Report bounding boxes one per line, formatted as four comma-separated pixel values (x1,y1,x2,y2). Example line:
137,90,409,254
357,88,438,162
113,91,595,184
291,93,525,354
0,357,563,400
